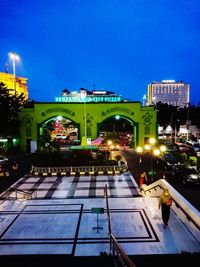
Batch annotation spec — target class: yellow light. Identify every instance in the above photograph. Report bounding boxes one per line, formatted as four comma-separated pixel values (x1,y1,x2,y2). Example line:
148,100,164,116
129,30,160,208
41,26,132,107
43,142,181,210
144,144,150,151
149,138,155,145
160,145,166,152
136,146,143,153
153,149,160,156
110,145,115,149
107,140,112,146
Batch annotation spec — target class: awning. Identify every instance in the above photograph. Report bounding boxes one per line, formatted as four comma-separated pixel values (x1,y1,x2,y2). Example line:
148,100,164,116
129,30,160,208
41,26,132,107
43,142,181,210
70,145,99,151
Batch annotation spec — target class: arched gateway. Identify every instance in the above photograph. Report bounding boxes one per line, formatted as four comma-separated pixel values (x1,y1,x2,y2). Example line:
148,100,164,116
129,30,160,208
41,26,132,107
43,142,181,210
19,101,157,152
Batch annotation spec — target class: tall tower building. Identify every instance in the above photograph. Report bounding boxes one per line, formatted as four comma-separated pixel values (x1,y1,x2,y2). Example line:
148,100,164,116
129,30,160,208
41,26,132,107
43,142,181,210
0,72,28,100
147,80,190,107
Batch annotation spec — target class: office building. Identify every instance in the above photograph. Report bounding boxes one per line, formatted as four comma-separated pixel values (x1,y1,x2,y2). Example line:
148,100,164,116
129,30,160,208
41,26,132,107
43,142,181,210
147,80,190,107
0,72,28,100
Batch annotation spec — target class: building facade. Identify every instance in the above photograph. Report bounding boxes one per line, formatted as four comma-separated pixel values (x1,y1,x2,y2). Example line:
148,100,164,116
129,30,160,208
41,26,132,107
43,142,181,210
147,80,190,107
0,72,28,100
18,102,157,153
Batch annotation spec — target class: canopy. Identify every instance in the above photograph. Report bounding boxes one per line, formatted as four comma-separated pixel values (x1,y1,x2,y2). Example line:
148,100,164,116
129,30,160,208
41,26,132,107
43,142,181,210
70,145,98,151
91,136,103,145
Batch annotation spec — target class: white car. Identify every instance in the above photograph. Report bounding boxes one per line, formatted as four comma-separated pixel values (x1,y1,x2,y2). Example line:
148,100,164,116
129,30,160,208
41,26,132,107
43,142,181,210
0,155,8,164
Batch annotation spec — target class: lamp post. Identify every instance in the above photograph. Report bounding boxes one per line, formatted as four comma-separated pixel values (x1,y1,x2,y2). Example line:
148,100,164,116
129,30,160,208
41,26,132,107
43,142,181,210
9,52,19,99
137,140,166,183
80,89,87,146
186,103,190,142
170,112,175,142
149,138,156,181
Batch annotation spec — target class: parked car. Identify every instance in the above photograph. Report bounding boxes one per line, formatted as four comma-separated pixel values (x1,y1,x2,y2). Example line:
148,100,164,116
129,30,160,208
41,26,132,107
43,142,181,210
0,155,8,164
185,141,200,152
163,152,180,170
0,155,9,177
173,142,195,156
173,165,200,185
156,152,179,171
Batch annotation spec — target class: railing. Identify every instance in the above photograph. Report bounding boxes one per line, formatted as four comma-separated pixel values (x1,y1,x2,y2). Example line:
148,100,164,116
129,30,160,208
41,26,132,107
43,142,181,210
9,187,37,200
141,179,200,239
104,184,137,267
31,164,128,176
110,233,137,267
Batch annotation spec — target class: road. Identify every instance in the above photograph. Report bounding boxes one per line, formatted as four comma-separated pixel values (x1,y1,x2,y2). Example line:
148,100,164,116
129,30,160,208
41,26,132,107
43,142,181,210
120,149,200,212
0,150,200,212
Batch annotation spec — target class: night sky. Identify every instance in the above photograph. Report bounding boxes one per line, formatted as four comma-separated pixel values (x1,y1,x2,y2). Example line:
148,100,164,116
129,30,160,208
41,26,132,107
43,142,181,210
0,0,200,105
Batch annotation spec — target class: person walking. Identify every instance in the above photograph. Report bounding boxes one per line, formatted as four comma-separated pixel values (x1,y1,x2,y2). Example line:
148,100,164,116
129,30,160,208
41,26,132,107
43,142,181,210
12,161,19,176
158,188,172,229
139,171,147,190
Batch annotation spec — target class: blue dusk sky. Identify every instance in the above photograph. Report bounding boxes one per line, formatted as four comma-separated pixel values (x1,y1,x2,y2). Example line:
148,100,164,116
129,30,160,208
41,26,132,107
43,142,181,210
0,0,200,105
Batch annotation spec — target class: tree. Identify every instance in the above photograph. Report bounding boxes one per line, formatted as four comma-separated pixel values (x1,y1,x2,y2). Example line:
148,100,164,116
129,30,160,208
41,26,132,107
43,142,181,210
0,82,27,141
155,102,200,130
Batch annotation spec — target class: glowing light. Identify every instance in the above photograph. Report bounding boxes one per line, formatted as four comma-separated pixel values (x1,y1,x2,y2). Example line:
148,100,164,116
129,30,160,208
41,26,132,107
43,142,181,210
136,146,143,153
162,80,175,83
107,140,112,146
57,116,62,121
153,149,160,156
9,52,20,61
115,115,120,120
149,138,155,145
160,145,166,152
144,144,150,151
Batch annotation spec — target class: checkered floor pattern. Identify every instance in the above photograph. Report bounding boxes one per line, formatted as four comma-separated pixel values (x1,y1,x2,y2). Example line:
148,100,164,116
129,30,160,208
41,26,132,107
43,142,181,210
0,172,140,200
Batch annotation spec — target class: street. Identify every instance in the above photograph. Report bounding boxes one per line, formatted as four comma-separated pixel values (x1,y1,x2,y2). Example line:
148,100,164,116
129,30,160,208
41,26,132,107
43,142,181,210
120,149,200,212
0,150,200,212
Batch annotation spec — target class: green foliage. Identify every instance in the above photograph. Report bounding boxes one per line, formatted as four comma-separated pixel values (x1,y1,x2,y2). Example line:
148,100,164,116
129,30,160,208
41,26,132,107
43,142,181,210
32,151,67,167
0,82,27,138
188,156,197,166
179,153,188,163
32,150,118,167
155,102,200,128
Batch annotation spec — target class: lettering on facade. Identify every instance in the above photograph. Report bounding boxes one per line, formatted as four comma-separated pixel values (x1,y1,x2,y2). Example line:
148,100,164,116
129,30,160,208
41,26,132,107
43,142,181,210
55,96,122,103
41,107,75,117
101,107,134,116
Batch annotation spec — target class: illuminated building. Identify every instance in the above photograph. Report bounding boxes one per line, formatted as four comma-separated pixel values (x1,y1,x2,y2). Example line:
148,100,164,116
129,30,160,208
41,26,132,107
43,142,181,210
147,80,190,107
0,72,28,100
56,88,122,103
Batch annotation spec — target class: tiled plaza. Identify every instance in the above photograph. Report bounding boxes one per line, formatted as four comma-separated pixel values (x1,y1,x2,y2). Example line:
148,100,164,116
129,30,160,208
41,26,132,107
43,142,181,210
0,171,199,256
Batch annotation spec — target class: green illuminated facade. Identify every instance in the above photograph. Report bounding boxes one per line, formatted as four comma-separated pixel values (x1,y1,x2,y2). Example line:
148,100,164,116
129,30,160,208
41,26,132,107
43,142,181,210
18,101,157,152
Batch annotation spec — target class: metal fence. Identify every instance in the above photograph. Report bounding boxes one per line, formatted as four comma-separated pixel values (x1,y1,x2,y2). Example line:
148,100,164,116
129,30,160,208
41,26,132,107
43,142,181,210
31,164,128,176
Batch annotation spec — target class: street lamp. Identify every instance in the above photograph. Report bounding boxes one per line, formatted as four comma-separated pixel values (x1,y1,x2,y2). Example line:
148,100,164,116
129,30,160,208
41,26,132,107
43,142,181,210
186,103,190,142
137,140,166,183
171,112,178,142
145,138,156,182
80,89,87,146
9,52,20,98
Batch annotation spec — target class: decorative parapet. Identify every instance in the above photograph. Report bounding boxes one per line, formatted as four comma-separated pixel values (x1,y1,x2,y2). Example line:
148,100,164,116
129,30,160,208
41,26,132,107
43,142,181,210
31,164,128,176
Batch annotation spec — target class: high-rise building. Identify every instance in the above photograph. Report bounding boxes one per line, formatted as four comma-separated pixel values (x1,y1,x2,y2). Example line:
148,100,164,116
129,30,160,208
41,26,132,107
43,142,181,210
147,80,190,107
0,72,28,100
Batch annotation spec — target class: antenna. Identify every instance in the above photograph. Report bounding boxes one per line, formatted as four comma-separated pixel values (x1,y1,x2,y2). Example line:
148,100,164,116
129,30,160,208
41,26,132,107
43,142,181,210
5,62,8,73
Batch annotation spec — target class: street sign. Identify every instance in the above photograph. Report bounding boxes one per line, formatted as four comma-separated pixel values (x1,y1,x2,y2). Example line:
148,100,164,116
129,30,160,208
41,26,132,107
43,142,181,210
91,207,104,214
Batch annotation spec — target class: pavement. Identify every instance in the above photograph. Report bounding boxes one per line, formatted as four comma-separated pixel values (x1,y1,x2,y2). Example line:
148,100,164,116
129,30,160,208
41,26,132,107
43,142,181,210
0,171,199,258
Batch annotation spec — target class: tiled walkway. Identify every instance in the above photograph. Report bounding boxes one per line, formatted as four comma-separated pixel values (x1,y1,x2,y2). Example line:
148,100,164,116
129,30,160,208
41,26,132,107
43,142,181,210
0,172,140,199
0,171,199,256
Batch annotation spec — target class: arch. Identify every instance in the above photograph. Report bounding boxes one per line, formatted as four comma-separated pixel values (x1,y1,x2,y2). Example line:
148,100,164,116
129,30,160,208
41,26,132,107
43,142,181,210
18,102,157,152
97,114,139,147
